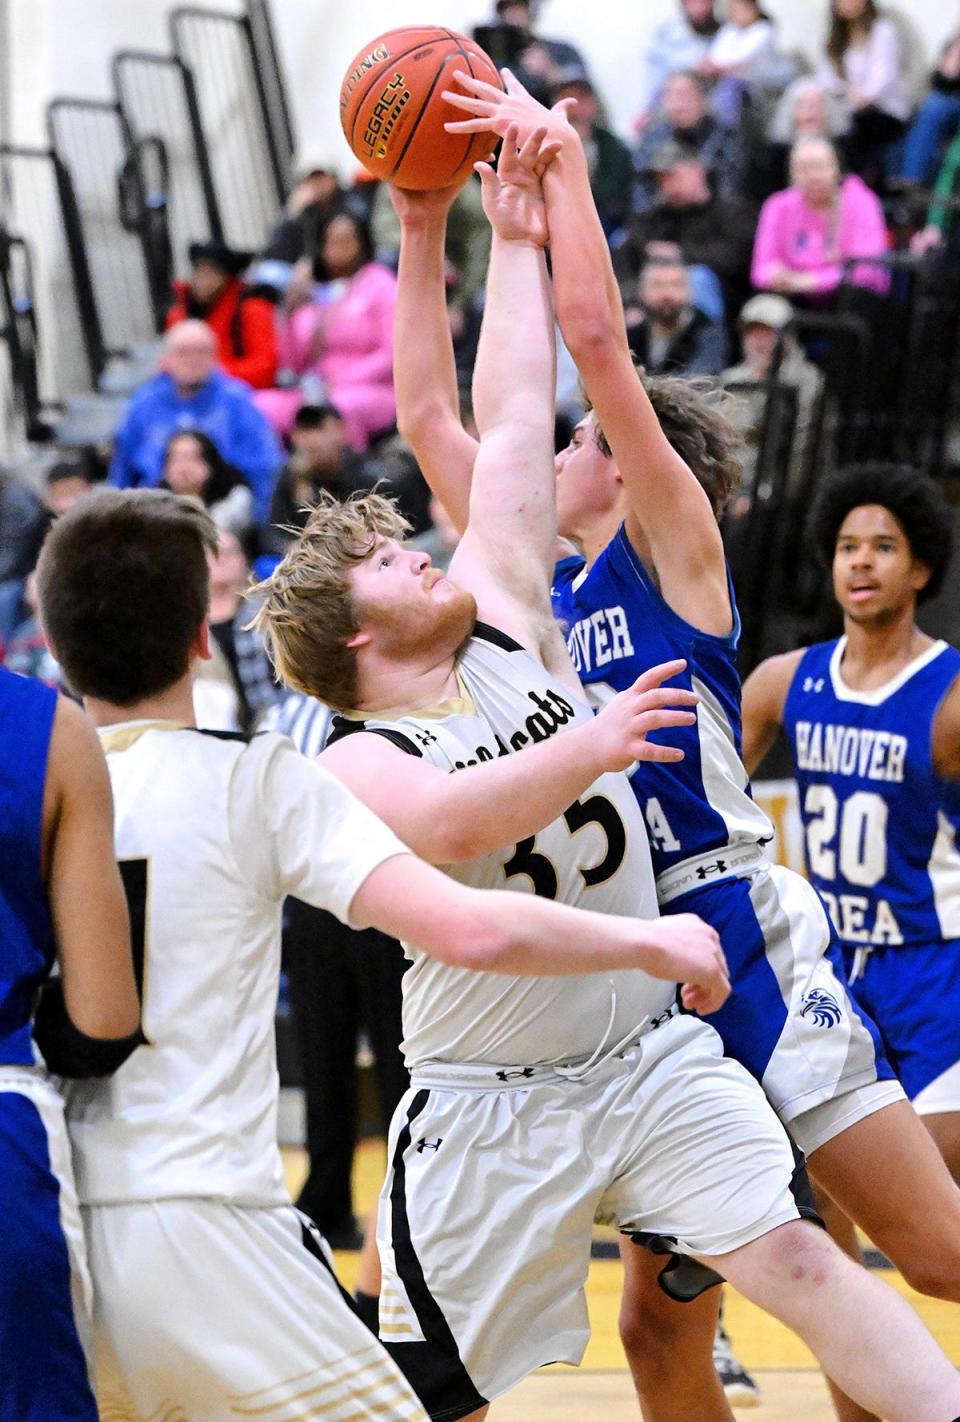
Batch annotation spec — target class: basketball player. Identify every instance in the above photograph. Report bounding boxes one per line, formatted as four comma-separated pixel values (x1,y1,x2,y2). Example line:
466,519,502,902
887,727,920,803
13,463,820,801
34,486,731,1422
0,666,141,1422
433,74,960,1420
743,463,960,1422
254,129,960,1422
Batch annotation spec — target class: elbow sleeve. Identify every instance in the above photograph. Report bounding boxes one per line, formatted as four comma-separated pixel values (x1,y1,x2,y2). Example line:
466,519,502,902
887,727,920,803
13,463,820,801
34,979,145,1079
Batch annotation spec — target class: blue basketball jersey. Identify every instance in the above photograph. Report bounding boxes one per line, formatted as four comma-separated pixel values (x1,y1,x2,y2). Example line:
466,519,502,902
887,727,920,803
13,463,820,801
783,637,960,950
551,526,771,881
0,668,57,1065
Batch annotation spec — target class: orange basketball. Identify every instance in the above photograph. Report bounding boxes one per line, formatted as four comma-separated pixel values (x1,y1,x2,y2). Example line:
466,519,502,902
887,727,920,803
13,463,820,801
339,26,504,190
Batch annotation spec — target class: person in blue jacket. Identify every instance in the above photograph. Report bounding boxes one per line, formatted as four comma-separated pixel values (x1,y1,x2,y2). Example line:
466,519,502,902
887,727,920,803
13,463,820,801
108,321,282,521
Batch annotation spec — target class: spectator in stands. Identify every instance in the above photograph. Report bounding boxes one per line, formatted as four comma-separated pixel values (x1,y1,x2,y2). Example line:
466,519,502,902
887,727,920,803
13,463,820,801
751,136,890,302
815,0,911,184
166,240,278,390
638,0,721,125
475,1,589,104
617,143,757,315
193,528,279,733
261,147,345,267
548,68,633,233
3,573,60,685
765,77,851,193
256,209,397,451
625,256,729,375
370,174,490,345
702,0,793,124
897,24,960,187
42,460,97,521
912,125,960,257
108,321,283,522
159,429,253,536
633,70,744,214
722,292,826,506
262,403,380,556
0,472,45,645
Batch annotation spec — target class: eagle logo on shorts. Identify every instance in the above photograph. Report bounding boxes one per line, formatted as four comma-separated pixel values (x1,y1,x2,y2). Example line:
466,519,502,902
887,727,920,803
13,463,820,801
800,989,843,1028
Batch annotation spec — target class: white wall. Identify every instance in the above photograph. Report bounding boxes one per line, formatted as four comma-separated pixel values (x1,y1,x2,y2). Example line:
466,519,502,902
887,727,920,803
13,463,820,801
8,0,960,155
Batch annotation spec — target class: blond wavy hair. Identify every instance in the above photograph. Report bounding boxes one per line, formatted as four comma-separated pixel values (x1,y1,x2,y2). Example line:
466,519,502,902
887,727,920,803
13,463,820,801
249,490,409,709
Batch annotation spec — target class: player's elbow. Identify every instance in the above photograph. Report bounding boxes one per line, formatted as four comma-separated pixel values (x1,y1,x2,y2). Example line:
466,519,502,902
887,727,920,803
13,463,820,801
397,396,453,447
441,914,517,973
558,309,622,363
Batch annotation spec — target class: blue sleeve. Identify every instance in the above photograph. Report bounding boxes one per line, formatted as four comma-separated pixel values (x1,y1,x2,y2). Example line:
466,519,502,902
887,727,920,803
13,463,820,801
107,407,140,488
229,399,284,522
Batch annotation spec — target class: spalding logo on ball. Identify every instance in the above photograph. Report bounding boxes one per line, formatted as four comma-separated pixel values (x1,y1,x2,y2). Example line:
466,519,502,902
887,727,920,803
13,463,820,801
339,26,504,190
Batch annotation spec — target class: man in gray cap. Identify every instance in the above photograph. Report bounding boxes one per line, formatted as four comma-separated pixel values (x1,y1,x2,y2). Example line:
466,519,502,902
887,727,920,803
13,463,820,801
722,292,825,514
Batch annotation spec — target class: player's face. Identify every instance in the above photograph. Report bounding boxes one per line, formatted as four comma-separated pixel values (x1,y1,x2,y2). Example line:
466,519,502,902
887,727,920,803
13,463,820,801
350,537,477,659
832,504,930,624
554,415,619,539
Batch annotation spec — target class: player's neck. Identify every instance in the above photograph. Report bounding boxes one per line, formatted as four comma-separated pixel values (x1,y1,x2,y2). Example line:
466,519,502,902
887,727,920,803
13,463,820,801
352,650,459,715
579,507,624,570
84,675,198,730
840,605,930,688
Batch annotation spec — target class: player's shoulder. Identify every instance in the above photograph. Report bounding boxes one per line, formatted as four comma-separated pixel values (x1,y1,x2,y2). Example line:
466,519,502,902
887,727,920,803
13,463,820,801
744,647,810,713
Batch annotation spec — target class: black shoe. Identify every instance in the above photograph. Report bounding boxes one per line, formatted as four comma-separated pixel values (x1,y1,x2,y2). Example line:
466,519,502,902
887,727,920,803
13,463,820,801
713,1318,761,1407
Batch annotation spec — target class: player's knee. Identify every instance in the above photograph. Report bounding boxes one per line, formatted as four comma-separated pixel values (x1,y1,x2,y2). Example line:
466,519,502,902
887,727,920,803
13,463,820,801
619,1275,698,1361
750,1220,839,1296
897,1250,960,1301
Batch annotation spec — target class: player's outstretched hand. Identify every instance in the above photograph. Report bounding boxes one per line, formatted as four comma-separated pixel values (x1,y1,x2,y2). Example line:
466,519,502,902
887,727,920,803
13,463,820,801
475,123,562,247
444,67,575,148
388,177,471,227
643,914,730,1016
592,658,698,770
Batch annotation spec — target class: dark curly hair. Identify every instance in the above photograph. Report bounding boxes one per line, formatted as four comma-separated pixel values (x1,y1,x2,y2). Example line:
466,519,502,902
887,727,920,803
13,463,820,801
586,371,743,518
808,462,954,603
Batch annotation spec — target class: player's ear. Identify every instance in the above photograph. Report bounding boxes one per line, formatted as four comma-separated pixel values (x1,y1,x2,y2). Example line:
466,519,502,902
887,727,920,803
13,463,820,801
345,629,372,651
193,618,212,663
910,558,932,596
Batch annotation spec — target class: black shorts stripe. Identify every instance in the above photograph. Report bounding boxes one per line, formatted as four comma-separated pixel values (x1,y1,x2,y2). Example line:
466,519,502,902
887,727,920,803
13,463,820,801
382,1090,487,1422
472,621,524,654
295,1210,359,1314
325,717,423,757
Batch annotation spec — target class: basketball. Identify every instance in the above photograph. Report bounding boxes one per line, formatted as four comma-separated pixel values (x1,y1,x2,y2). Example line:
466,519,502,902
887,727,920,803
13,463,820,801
339,26,504,190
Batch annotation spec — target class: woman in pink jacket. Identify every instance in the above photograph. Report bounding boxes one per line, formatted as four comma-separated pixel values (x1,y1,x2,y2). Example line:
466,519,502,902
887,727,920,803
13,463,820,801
256,209,397,450
751,135,890,303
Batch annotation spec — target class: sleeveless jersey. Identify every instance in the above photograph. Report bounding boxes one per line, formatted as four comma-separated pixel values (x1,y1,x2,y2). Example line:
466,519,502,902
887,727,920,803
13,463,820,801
327,623,670,1070
551,527,772,884
783,637,960,950
67,723,407,1205
0,668,57,1065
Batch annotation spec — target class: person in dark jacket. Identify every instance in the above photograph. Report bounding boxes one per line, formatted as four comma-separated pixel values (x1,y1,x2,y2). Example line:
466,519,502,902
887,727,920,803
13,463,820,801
166,240,278,390
263,404,381,556
549,68,634,233
626,256,728,374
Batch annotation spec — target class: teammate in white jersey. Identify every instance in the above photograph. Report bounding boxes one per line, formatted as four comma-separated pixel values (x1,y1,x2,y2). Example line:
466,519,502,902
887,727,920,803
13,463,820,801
253,131,960,1422
33,488,728,1422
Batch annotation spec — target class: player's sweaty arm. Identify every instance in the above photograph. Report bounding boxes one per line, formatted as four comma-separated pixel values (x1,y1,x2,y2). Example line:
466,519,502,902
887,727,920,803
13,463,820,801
391,182,479,533
443,128,571,674
321,658,696,864
36,698,143,1075
352,855,730,1015
740,650,804,776
446,72,730,635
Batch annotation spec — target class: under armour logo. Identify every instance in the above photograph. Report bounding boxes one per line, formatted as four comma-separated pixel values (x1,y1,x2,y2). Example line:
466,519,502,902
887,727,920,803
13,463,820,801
803,677,825,693
800,989,843,1028
414,730,438,747
495,1067,535,1082
416,1137,443,1153
695,859,728,880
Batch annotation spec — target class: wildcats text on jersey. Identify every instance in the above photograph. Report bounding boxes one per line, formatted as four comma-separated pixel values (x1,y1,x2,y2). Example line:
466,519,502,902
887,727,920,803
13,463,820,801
794,721,907,783
564,604,636,675
448,687,577,769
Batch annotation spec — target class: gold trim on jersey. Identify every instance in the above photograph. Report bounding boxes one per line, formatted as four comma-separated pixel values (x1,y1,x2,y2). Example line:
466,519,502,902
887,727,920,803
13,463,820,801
98,721,188,754
339,669,477,724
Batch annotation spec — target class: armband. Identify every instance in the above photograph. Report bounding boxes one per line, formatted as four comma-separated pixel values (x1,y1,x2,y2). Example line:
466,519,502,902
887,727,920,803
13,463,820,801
34,978,145,1078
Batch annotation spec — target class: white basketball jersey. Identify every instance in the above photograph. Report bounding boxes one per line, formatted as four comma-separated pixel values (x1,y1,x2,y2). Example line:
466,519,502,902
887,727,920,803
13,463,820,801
328,624,671,1069
67,723,407,1206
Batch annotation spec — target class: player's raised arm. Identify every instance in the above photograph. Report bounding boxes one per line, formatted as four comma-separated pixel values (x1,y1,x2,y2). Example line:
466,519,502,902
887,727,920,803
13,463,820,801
444,125,565,659
390,182,479,533
446,72,731,635
740,649,805,777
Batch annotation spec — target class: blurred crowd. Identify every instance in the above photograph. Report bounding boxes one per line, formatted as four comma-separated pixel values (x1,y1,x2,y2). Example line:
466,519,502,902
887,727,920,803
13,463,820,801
6,0,960,719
